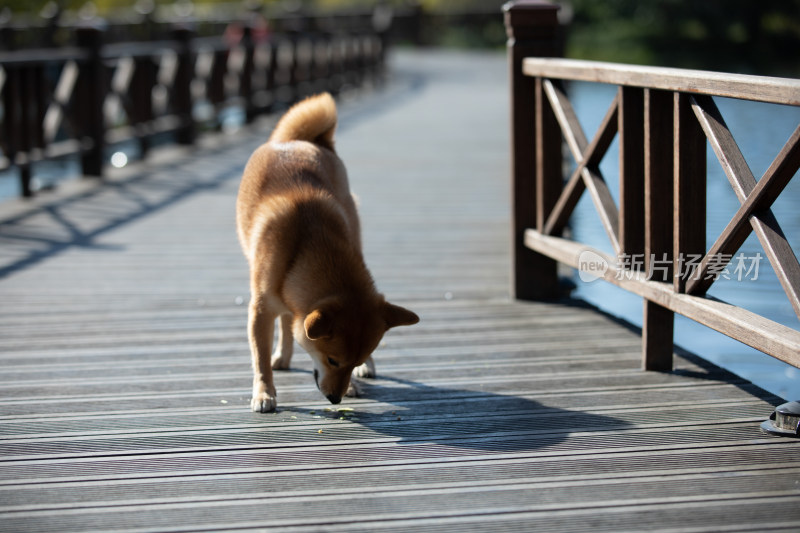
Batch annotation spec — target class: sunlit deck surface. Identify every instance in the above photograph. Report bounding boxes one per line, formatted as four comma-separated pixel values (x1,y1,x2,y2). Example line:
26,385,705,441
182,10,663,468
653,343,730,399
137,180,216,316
1,50,798,532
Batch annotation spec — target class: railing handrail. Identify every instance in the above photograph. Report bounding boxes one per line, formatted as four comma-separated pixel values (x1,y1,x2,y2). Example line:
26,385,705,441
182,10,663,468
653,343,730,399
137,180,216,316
0,47,88,65
523,58,800,106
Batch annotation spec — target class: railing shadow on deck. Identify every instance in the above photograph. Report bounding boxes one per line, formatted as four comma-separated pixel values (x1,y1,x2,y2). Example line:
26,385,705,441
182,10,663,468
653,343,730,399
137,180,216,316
0,141,243,278
504,1,800,375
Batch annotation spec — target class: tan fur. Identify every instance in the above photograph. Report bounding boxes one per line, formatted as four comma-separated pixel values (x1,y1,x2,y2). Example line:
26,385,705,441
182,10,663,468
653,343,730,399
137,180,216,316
268,92,337,150
236,93,419,412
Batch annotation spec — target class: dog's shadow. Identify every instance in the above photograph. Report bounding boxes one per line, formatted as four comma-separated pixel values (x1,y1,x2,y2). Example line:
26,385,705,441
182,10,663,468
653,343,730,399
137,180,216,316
283,373,631,453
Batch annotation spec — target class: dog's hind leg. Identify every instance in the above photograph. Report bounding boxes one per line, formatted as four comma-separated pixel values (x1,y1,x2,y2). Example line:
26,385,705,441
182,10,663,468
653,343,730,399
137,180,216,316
347,355,376,398
271,313,294,370
248,299,278,412
353,355,375,378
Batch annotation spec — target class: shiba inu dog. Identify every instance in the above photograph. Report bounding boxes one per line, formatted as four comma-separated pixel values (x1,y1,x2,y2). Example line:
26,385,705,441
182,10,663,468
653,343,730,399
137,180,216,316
236,93,419,412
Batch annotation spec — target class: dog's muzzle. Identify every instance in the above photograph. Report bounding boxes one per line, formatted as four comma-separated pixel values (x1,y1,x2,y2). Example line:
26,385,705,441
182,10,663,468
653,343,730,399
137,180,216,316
314,369,341,403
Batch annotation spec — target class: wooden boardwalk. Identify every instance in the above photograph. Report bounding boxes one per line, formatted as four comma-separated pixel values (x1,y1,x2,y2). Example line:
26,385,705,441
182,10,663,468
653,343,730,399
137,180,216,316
1,50,798,532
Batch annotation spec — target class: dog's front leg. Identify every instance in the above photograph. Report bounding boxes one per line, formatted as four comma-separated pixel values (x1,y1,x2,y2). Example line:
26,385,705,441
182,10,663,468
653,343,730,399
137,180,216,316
271,313,294,370
248,300,277,412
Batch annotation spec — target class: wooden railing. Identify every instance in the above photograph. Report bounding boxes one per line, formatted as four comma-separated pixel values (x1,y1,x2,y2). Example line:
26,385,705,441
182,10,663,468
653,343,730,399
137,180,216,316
0,11,387,197
505,0,800,371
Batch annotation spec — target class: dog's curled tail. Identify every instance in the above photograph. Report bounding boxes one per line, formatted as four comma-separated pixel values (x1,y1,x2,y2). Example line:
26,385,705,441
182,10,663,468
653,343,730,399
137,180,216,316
269,93,337,150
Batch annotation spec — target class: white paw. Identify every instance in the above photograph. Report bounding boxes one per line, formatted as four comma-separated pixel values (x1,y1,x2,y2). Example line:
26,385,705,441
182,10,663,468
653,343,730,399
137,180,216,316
345,380,362,398
251,392,277,412
353,360,375,379
271,354,291,370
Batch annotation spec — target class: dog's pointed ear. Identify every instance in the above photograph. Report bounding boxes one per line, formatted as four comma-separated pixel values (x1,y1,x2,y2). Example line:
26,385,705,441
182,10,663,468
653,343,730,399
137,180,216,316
304,309,334,340
383,302,419,330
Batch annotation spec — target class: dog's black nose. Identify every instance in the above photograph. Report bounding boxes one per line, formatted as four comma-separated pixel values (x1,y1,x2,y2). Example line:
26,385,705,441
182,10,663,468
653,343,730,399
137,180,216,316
326,394,342,404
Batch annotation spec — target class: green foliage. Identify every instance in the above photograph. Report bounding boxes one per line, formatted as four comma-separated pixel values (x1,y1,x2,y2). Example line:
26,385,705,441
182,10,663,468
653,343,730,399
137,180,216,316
567,0,800,76
3,0,153,17
2,0,282,17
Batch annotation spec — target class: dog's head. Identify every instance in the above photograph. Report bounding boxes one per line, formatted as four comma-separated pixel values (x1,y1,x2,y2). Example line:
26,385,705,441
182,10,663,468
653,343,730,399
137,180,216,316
294,297,419,404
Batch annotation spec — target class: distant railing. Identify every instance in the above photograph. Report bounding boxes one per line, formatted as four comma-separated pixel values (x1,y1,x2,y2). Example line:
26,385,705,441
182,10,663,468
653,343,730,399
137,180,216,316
0,10,388,197
504,1,800,371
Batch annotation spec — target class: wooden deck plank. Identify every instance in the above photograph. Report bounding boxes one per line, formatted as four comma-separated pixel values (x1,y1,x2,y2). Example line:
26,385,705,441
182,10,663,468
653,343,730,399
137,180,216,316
0,50,798,532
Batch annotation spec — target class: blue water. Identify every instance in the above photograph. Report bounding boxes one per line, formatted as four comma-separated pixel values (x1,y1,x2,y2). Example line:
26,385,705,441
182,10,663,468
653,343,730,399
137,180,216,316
567,81,800,401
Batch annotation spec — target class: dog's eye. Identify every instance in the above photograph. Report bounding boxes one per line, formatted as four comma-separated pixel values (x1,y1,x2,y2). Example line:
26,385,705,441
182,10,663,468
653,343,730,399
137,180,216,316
327,357,339,367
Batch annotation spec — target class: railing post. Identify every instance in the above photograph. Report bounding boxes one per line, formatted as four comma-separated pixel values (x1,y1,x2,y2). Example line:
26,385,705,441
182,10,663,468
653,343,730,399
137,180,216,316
674,92,707,295
642,89,675,371
504,0,562,300
372,3,392,75
619,87,645,259
172,26,196,145
130,55,157,157
240,24,256,124
328,35,344,96
663,91,705,369
3,65,32,196
265,41,279,104
288,31,301,102
207,48,227,112
75,25,106,178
